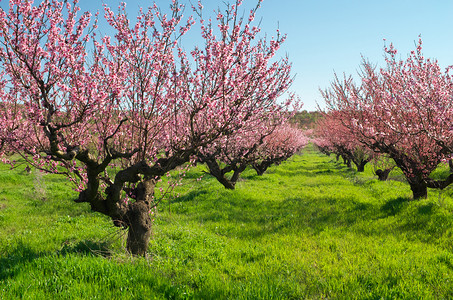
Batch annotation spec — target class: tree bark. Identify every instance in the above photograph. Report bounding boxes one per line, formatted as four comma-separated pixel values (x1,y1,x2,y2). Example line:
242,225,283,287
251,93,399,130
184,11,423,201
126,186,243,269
354,161,367,172
203,158,248,190
343,156,351,168
125,201,152,256
123,178,155,256
204,158,236,189
389,154,429,200
214,174,236,190
409,181,428,200
352,156,371,172
253,160,273,176
375,168,391,181
230,165,247,184
425,174,453,190
407,173,453,200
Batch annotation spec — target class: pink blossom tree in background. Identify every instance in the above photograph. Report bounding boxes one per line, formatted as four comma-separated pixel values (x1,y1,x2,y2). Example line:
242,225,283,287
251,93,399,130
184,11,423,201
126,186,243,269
197,118,306,189
314,113,374,172
186,1,295,189
197,121,273,190
251,124,308,176
314,115,352,167
323,40,453,199
0,0,295,255
196,102,298,190
311,136,332,157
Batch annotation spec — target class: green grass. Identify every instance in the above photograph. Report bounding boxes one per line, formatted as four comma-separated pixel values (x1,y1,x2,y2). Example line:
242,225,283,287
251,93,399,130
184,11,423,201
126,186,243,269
1,146,453,299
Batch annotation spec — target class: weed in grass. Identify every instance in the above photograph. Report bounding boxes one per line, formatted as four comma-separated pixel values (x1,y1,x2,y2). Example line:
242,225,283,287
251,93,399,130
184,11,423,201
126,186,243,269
33,169,47,202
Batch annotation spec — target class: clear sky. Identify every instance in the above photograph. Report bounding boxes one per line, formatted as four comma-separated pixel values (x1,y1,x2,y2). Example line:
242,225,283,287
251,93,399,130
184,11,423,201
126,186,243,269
3,0,453,111
254,0,453,111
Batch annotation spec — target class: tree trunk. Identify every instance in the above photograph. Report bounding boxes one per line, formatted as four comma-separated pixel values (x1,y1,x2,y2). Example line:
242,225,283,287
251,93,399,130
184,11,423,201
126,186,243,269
449,159,453,173
253,164,267,176
206,160,235,189
204,158,241,190
409,181,427,200
354,160,367,172
217,175,236,190
126,201,152,256
230,165,247,184
343,156,351,168
375,168,391,181
125,178,155,256
76,154,196,257
253,161,272,176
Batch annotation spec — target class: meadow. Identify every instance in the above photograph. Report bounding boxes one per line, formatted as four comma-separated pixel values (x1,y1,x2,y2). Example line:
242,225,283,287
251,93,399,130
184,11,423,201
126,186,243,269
1,145,453,299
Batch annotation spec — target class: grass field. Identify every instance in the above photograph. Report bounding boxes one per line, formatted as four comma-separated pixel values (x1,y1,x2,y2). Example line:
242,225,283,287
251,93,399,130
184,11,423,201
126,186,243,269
1,145,453,299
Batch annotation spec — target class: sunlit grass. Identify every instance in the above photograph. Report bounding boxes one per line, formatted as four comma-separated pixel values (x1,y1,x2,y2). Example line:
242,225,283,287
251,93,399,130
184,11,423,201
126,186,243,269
1,145,453,299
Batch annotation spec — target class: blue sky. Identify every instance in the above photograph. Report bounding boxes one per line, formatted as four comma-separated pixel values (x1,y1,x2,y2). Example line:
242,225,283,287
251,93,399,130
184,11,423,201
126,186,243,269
4,0,453,111
255,0,453,111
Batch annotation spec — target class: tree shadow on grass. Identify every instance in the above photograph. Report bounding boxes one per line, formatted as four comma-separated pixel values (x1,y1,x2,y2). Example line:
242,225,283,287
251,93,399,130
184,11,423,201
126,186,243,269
243,165,346,181
0,239,112,282
0,241,39,281
380,197,436,217
188,193,381,239
418,202,434,215
373,196,453,242
263,158,359,181
170,190,208,204
381,197,409,217
188,187,452,243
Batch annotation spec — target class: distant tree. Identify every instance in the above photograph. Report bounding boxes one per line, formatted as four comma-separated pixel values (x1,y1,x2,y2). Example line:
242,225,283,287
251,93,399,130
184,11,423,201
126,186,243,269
291,110,323,129
314,114,373,172
252,124,309,175
372,155,396,181
197,121,272,190
196,117,305,189
311,136,332,156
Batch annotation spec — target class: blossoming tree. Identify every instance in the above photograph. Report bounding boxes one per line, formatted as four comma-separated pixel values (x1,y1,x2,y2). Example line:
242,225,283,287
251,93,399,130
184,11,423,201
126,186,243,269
251,124,309,175
0,0,294,255
197,119,307,189
197,122,272,190
323,40,453,199
314,113,374,172
185,0,294,189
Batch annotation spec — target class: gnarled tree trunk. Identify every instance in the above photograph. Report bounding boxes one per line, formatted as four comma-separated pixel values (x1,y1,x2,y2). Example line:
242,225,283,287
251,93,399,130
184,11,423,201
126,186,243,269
253,160,273,176
75,152,194,257
408,180,428,200
125,201,152,256
343,156,351,168
354,160,367,172
375,168,391,181
204,158,247,190
390,156,429,200
124,178,155,256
